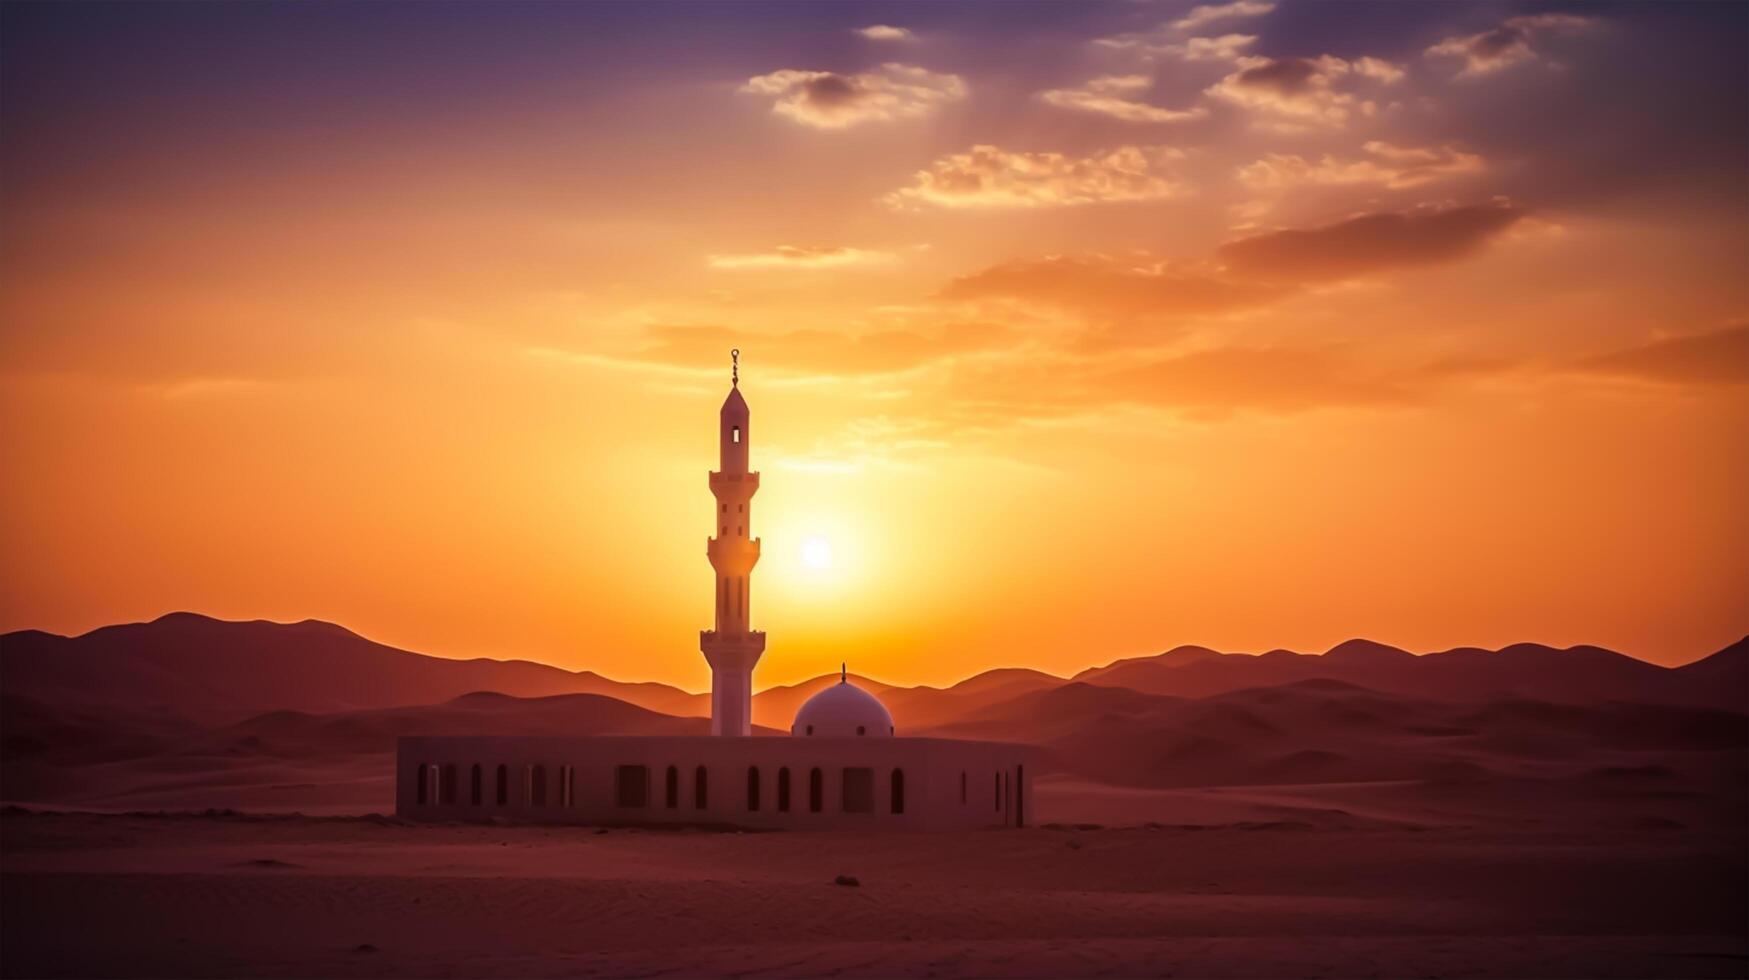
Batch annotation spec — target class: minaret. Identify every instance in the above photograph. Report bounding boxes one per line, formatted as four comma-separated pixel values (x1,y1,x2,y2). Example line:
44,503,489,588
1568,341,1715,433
700,349,766,736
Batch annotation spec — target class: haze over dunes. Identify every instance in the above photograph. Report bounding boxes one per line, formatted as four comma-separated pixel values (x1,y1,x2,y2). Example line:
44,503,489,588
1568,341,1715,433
4,613,1742,821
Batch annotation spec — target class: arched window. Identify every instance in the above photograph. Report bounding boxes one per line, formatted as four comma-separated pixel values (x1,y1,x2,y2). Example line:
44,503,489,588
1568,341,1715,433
960,771,967,805
808,767,823,813
777,767,791,812
994,772,1001,811
841,767,874,813
439,764,457,804
1015,764,1025,828
746,766,761,811
805,725,814,735
530,765,547,806
891,769,905,815
416,762,429,805
470,764,483,805
665,765,680,808
856,725,866,736
694,765,708,809
495,764,509,805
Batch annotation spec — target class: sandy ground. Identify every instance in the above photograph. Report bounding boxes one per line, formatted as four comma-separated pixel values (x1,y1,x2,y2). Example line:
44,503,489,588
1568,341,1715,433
3,803,1743,979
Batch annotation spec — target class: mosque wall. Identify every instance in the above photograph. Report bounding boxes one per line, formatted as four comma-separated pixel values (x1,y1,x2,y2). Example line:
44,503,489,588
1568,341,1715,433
396,735,1033,831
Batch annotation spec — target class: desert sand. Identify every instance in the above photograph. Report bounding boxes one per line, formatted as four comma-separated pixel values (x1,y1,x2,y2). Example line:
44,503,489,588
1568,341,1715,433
3,798,1744,979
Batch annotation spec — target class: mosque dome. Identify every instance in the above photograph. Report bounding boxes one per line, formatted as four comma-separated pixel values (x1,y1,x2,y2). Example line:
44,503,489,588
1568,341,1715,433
792,673,894,737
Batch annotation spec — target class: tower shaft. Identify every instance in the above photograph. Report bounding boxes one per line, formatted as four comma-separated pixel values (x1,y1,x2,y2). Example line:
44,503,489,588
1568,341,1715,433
699,354,764,736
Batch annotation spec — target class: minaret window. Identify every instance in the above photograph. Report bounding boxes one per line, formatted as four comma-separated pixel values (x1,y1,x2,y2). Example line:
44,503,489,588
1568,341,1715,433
732,426,741,443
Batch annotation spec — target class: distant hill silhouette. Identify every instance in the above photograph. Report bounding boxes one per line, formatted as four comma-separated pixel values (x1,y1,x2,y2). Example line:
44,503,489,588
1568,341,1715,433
2,612,1744,813
1070,637,1746,710
0,612,701,725
4,615,1742,736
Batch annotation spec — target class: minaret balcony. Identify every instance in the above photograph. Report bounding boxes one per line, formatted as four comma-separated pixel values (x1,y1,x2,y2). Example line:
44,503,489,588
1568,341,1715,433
700,629,766,645
706,535,761,566
709,471,760,493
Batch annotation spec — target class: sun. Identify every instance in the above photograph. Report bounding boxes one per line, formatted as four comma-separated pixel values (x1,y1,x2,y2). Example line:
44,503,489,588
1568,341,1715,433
801,536,833,570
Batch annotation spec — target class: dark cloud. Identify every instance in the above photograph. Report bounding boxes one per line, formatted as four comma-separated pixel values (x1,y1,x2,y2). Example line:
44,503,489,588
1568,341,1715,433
1231,56,1321,95
1216,201,1525,283
740,64,964,129
1573,325,1749,386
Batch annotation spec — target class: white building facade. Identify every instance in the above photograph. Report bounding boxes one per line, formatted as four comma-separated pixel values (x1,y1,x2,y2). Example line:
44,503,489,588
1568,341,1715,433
396,352,1032,829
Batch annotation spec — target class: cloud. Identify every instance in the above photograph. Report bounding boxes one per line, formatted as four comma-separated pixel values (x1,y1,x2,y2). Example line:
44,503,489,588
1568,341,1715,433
1173,0,1275,31
1572,325,1749,386
1351,56,1407,84
707,246,894,270
741,63,964,129
940,254,1286,321
884,145,1188,210
1039,75,1209,123
1206,54,1401,128
628,322,1020,376
1173,33,1260,62
1095,30,1257,63
1426,14,1596,76
856,25,913,41
1237,141,1485,190
1216,200,1526,282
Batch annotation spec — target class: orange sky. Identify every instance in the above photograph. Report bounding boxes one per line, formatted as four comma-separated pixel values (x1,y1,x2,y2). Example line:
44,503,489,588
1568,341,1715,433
2,2,1745,690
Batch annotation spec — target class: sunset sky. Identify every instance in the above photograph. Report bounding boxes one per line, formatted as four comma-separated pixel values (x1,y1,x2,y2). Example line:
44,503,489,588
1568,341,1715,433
3,1,1745,689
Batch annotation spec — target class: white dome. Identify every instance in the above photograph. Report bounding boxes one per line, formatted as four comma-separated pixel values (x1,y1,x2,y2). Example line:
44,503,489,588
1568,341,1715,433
792,678,894,737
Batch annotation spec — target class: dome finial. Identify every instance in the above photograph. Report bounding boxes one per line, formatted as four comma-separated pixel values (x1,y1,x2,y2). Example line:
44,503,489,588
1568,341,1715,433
731,348,739,387
840,662,846,684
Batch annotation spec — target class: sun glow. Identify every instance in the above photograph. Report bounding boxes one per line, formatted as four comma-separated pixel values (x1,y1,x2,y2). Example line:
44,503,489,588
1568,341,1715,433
802,536,833,570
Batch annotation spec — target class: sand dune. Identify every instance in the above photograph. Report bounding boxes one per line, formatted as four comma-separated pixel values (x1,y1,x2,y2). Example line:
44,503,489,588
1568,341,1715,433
922,677,1748,794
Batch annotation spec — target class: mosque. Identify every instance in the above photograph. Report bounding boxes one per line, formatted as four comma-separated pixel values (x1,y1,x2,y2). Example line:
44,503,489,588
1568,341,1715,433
397,353,1032,829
